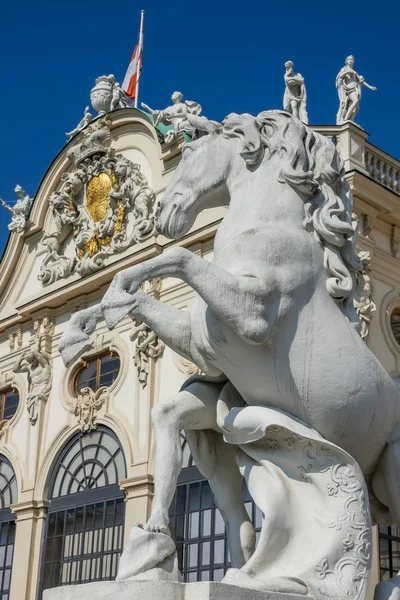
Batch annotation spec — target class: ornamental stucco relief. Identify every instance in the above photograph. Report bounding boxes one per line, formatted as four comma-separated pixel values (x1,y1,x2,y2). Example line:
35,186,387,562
38,119,155,285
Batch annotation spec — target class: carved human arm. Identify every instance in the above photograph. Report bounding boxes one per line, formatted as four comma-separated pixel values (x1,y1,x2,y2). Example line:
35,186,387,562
12,353,29,373
101,247,268,345
0,198,13,214
30,346,50,369
362,81,377,91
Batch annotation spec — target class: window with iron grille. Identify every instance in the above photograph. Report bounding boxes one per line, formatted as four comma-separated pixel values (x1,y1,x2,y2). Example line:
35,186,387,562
39,427,126,596
169,434,262,582
73,353,120,395
0,456,17,600
379,525,400,580
0,389,19,422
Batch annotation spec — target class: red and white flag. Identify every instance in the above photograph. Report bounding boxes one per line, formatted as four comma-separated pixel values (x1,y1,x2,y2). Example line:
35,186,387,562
122,11,144,107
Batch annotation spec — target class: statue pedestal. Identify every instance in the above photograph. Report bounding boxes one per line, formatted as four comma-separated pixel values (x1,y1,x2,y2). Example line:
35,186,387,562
43,580,310,600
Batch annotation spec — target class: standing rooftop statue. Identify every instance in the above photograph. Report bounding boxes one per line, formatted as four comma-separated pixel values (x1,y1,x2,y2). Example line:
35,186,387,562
336,55,377,125
141,91,202,143
0,185,33,233
60,109,400,600
283,60,308,124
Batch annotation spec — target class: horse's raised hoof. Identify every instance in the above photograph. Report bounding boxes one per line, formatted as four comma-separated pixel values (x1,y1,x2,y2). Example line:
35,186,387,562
143,513,171,537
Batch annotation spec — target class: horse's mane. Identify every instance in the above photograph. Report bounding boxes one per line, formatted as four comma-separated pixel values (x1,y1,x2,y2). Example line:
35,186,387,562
221,110,362,327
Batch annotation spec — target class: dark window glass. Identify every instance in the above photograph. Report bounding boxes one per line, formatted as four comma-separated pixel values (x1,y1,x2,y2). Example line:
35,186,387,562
169,434,262,582
40,427,126,596
379,525,400,580
74,354,120,395
0,390,19,423
0,457,17,600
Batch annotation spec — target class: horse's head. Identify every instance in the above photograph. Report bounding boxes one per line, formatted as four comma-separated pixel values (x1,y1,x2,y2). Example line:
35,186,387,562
58,305,103,367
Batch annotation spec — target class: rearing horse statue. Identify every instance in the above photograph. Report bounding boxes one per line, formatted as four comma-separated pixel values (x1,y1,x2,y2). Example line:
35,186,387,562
59,110,400,600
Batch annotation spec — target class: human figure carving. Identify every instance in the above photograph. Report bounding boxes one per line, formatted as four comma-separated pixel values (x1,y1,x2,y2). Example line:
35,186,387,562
65,106,93,140
283,60,308,123
13,343,52,425
60,110,400,599
0,185,33,233
336,55,377,124
354,251,377,340
142,91,202,143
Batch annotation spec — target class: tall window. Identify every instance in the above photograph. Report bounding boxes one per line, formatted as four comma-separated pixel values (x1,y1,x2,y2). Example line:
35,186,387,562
73,353,120,395
379,525,400,580
0,389,19,422
40,427,126,595
169,434,262,582
0,456,17,600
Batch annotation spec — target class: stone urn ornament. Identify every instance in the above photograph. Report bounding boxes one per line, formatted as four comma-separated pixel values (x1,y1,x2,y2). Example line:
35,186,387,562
90,75,116,115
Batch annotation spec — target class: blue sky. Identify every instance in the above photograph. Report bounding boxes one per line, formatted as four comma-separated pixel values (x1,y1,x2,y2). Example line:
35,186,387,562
0,0,398,257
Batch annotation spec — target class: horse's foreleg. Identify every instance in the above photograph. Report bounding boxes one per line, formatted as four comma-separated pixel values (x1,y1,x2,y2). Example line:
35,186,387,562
128,289,210,372
102,248,268,344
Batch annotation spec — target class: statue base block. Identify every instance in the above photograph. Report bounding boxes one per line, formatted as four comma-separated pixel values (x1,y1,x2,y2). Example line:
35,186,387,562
43,580,311,600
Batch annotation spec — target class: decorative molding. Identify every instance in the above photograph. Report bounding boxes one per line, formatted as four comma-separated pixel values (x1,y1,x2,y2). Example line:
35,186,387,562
354,251,376,341
12,342,52,426
172,352,201,377
71,386,109,432
38,118,156,286
9,327,23,352
130,319,164,388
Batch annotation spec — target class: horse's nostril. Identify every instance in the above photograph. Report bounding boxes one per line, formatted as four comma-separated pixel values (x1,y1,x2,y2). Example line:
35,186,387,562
172,203,177,210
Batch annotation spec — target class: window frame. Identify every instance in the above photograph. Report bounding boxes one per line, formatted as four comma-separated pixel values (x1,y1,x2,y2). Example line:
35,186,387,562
71,352,120,396
0,387,19,423
38,427,127,598
0,456,18,600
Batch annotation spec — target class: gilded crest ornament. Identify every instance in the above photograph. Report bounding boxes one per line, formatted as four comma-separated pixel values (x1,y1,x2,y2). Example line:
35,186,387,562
38,119,155,285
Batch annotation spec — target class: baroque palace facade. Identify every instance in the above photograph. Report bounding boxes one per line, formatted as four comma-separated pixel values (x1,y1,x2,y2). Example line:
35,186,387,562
0,105,400,600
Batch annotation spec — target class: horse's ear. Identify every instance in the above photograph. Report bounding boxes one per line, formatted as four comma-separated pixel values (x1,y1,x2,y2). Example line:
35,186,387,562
186,114,221,135
222,114,264,166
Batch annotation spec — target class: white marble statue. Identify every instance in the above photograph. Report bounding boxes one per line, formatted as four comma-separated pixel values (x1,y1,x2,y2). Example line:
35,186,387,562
65,106,93,140
0,185,33,233
90,74,129,115
13,343,52,425
336,55,377,125
141,91,202,143
59,110,400,600
283,61,308,124
354,251,376,341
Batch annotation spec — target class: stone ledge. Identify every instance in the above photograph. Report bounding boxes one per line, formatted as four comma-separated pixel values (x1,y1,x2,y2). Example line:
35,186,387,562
43,580,309,600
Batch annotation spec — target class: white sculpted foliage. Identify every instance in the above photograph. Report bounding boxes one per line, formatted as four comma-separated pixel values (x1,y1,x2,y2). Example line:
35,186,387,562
39,120,155,285
0,185,33,233
60,110,400,599
142,91,202,143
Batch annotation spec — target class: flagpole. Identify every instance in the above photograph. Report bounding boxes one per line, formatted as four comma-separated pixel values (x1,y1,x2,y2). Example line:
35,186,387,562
134,10,145,108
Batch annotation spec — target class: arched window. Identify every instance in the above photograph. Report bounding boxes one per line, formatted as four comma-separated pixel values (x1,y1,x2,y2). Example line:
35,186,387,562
169,434,262,582
0,388,19,422
72,352,120,395
40,427,126,595
0,456,17,600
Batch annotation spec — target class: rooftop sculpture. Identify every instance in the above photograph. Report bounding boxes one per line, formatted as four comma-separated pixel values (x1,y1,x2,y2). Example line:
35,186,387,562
336,55,377,125
283,60,308,124
0,185,33,233
59,109,400,600
142,91,202,143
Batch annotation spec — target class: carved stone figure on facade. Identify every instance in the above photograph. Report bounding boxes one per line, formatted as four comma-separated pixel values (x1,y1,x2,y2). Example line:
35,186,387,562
283,61,308,124
65,106,93,141
61,110,400,599
90,74,129,116
13,342,52,425
142,91,202,143
0,185,33,233
130,319,164,388
354,251,377,341
71,386,109,432
38,120,155,286
336,55,377,125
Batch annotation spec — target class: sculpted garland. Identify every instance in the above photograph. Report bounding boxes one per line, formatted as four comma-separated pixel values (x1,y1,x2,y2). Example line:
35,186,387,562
60,110,400,600
39,120,155,285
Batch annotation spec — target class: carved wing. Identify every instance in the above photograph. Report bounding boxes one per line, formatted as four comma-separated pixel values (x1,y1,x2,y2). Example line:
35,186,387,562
185,101,202,116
